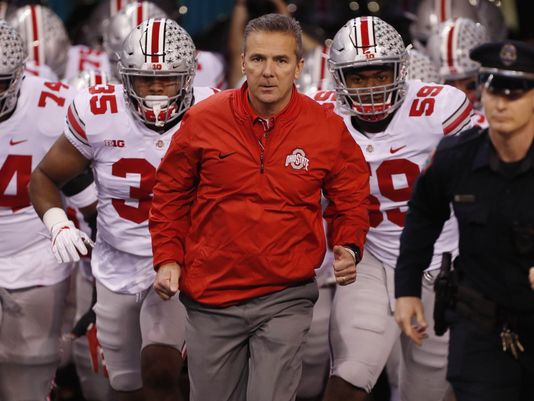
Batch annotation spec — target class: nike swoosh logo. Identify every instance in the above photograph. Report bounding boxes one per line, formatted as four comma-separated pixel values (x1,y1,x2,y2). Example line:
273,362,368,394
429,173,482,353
390,145,406,154
9,139,28,146
219,152,237,159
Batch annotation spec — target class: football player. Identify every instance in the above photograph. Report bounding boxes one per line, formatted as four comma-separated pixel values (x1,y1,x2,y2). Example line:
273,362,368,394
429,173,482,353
312,16,473,401
30,18,217,401
7,4,112,81
0,20,80,401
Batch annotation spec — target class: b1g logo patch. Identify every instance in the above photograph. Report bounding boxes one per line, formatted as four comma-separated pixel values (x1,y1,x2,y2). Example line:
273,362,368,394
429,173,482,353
285,148,310,171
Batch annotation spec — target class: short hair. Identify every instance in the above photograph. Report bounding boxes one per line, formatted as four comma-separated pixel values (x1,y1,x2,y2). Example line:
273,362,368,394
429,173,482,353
243,13,304,60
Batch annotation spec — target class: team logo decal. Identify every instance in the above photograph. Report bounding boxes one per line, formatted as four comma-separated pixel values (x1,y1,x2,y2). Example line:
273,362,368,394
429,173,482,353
285,148,310,171
500,43,517,67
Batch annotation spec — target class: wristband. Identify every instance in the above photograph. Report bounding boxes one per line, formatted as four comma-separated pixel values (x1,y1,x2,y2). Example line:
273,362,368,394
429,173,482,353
43,207,69,232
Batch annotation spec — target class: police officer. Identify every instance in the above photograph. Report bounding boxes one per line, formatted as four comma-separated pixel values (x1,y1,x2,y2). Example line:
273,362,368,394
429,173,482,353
394,40,534,401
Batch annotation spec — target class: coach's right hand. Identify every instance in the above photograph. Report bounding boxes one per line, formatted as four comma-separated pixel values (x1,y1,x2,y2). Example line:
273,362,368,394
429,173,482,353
154,262,181,300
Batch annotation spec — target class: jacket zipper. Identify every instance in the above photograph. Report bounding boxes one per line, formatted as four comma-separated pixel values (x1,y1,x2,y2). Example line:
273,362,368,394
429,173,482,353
257,119,271,174
258,137,264,173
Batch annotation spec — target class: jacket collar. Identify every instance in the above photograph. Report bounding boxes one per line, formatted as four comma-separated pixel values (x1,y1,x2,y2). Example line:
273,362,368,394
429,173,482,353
232,81,301,126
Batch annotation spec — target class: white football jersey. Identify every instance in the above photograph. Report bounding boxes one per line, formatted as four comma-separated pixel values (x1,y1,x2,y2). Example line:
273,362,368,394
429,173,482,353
195,51,226,89
24,60,59,81
298,44,334,95
64,84,216,293
312,80,473,270
0,75,76,288
64,45,112,82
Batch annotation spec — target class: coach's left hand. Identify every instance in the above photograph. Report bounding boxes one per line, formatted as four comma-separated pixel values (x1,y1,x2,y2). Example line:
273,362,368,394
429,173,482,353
333,245,357,285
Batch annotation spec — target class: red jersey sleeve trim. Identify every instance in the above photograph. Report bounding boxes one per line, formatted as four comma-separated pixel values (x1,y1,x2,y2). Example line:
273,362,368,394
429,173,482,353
66,103,89,145
443,97,473,136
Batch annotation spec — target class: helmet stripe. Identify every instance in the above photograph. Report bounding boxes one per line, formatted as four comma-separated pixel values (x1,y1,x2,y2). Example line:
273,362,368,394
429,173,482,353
437,0,451,22
111,0,124,15
29,5,45,65
445,22,456,71
151,20,161,63
147,19,165,63
136,2,144,26
355,16,376,55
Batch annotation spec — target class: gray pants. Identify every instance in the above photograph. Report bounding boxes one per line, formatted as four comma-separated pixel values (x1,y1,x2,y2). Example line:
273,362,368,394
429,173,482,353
182,281,318,401
0,278,70,401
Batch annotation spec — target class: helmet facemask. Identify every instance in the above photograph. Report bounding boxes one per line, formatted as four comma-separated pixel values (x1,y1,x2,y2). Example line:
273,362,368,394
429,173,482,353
121,69,194,128
330,60,406,122
328,17,408,122
0,68,23,119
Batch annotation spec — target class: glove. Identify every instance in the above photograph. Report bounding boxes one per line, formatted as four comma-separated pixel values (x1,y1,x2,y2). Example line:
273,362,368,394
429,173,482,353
43,207,95,263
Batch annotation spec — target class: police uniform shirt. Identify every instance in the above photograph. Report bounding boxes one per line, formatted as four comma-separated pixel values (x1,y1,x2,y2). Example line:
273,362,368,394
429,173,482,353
395,127,534,313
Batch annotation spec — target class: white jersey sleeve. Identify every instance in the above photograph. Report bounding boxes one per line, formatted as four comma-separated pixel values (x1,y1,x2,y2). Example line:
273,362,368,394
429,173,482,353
437,84,474,136
0,75,76,288
64,45,112,81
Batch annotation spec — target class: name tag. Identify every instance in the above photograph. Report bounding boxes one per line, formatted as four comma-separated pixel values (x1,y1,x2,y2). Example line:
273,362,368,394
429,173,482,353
453,194,476,203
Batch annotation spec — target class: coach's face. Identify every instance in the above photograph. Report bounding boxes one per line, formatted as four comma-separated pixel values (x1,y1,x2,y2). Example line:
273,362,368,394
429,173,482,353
242,30,303,118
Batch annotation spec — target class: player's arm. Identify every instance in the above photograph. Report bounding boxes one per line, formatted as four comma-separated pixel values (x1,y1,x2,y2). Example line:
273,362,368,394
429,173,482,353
394,145,453,344
29,134,93,263
30,134,91,216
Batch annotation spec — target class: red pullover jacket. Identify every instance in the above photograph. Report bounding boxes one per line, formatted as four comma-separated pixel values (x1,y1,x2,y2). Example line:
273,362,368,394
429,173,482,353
149,83,370,306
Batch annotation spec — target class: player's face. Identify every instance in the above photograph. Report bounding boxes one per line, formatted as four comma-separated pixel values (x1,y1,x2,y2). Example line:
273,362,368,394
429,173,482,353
132,75,181,98
344,67,394,103
482,86,534,138
242,30,303,117
445,76,478,105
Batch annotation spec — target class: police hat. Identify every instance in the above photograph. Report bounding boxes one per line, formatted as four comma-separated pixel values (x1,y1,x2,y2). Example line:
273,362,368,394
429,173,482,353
470,41,534,95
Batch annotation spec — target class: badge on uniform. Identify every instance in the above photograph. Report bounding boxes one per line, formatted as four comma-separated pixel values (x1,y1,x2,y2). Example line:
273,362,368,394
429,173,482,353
453,194,476,203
